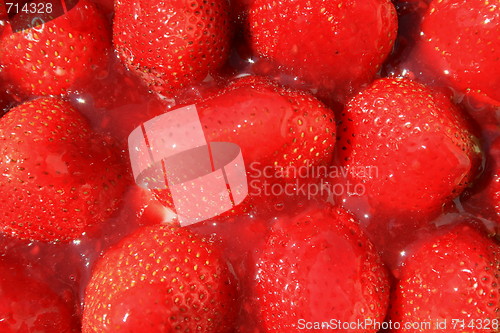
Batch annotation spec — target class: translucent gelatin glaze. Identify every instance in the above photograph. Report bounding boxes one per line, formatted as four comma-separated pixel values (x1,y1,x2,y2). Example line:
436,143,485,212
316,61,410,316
0,0,499,332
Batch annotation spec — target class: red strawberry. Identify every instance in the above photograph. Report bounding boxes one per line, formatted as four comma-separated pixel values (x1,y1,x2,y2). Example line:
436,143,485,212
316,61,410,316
82,224,237,332
252,205,389,332
417,0,500,104
389,223,500,332
149,76,336,215
199,76,336,173
0,258,79,332
247,0,398,102
338,78,481,217
0,97,128,242
113,0,231,96
0,0,110,96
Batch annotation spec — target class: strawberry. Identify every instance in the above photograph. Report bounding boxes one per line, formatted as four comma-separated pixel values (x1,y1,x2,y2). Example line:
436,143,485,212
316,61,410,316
0,0,110,97
337,77,481,217
0,258,79,332
113,0,231,96
0,97,128,242
149,76,336,215
82,224,237,332
252,205,389,332
247,0,398,102
199,76,336,173
417,0,500,104
389,223,500,332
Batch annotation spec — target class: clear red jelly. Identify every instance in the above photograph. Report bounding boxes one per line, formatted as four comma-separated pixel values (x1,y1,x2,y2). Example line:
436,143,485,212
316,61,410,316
0,0,499,332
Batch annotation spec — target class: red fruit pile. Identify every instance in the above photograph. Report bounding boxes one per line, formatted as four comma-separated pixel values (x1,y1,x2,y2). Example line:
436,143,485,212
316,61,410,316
0,0,498,332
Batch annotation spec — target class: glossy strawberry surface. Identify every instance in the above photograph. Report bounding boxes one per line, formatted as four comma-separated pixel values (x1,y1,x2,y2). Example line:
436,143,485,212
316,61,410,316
113,0,231,96
390,223,500,333
252,205,389,332
418,0,500,104
199,76,336,173
338,77,481,217
0,97,128,242
152,76,336,215
0,0,498,331
248,0,398,102
0,0,110,96
82,224,237,332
